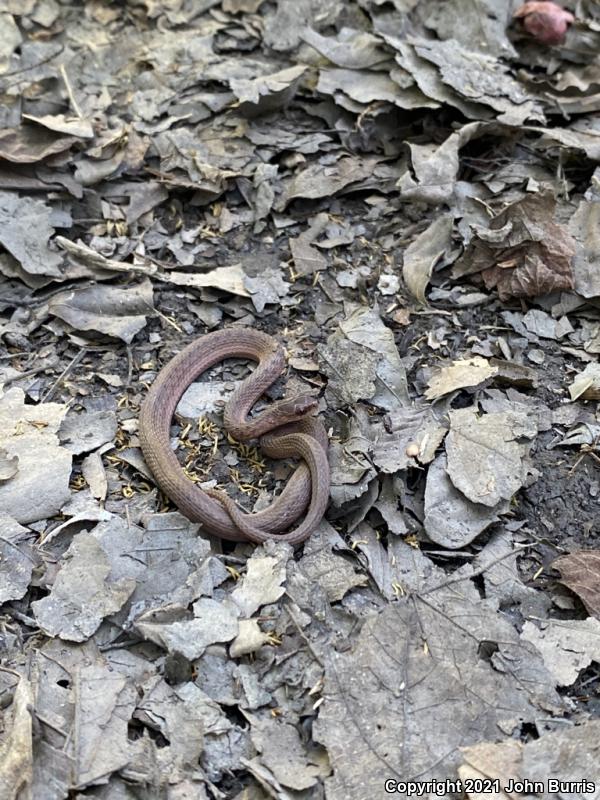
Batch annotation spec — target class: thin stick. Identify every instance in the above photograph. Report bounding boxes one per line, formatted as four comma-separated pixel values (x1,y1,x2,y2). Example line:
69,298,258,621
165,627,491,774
1,365,48,387
420,543,534,597
0,44,65,78
41,348,86,402
60,63,83,119
284,598,324,666
143,300,183,333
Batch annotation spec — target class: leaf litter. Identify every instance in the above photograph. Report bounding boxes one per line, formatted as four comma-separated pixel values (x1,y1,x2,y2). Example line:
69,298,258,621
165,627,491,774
1,0,600,797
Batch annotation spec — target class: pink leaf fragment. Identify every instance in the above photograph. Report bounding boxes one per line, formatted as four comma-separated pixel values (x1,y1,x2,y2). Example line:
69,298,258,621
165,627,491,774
513,2,575,45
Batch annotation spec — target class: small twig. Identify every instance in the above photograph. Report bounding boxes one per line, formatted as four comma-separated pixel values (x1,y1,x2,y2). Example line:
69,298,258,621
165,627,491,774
125,344,133,387
0,665,23,679
1,365,49,387
284,598,324,666
98,637,141,652
41,348,87,402
0,536,37,563
419,543,534,597
143,300,183,333
6,608,38,628
568,435,600,476
59,63,83,119
0,44,64,78
141,252,178,270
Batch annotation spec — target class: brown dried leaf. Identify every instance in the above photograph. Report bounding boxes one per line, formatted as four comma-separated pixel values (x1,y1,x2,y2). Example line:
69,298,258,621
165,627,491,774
0,125,77,163
481,246,574,299
553,550,600,619
454,192,575,301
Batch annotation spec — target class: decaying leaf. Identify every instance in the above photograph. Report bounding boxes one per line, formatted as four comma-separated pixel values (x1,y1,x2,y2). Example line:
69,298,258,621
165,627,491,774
0,447,18,481
371,404,447,474
0,677,33,800
298,522,367,602
424,453,509,548
59,409,118,455
0,125,77,164
48,279,154,342
445,406,537,507
453,193,575,300
475,529,550,618
553,550,600,618
250,716,321,791
22,112,94,139
32,533,136,641
243,266,290,311
166,265,250,297
231,542,290,618
521,617,600,685
402,214,453,302
279,155,391,207
55,236,157,278
0,192,65,280
230,618,272,657
413,38,543,124
314,588,561,798
460,720,600,793
568,199,600,298
231,65,307,116
328,416,376,507
73,661,138,788
422,0,517,57
0,388,71,524
0,516,35,603
568,362,600,401
319,305,408,411
425,356,498,400
300,26,388,69
135,598,240,660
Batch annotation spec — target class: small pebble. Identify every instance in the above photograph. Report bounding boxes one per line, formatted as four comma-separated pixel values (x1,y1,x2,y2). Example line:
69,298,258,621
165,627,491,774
378,273,400,296
527,348,545,364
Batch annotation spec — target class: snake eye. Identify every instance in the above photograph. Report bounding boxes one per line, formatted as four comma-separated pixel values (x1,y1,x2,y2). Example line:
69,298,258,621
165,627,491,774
279,395,317,418
292,396,318,415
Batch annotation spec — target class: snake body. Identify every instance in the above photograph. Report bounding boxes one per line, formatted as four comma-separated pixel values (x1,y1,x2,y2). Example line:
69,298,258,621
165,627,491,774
139,328,329,544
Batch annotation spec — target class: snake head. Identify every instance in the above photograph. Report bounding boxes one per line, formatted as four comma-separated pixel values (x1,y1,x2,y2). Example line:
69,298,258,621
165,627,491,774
278,394,318,420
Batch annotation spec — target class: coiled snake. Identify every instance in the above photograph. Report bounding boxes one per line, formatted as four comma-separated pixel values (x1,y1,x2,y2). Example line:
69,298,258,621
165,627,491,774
139,328,329,544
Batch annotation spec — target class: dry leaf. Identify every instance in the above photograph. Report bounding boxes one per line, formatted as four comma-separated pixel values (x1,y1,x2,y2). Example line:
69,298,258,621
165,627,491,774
568,362,600,401
553,550,600,618
425,357,498,400
453,193,575,301
167,265,250,297
403,214,453,303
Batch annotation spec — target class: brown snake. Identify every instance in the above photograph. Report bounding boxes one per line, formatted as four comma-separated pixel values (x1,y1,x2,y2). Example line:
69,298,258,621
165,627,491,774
139,328,329,544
